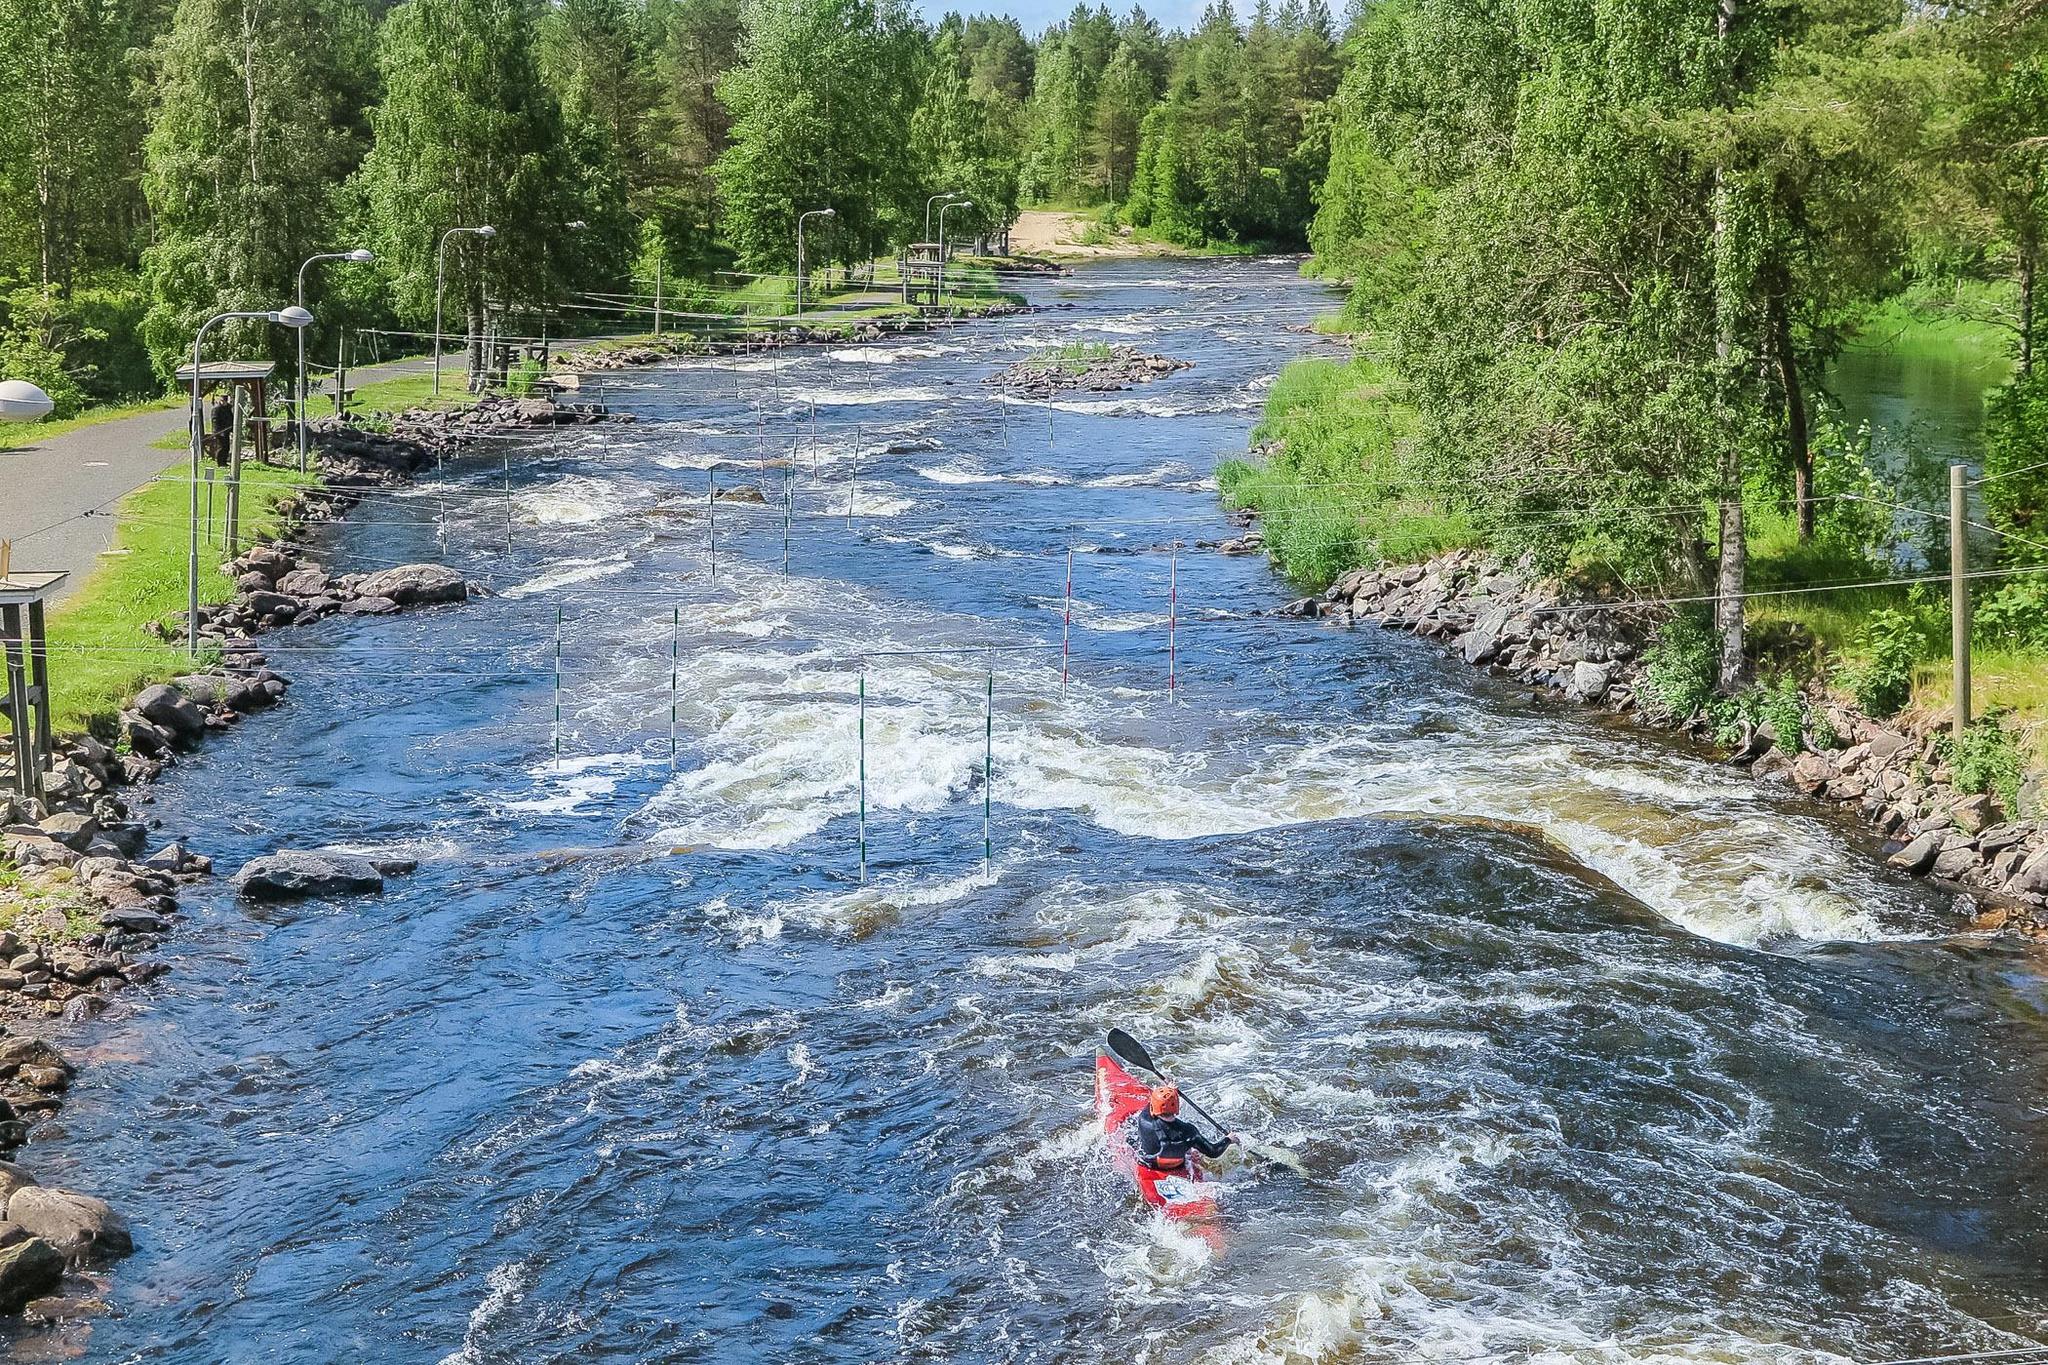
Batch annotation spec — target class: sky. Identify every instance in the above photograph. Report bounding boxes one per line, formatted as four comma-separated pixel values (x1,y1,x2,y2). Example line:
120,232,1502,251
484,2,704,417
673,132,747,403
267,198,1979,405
913,0,1211,37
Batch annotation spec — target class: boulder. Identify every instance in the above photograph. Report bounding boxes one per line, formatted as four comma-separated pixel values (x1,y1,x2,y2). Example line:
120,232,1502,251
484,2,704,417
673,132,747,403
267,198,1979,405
2012,849,2048,898
131,684,206,738
275,567,329,598
118,711,170,757
1569,660,1613,702
236,545,294,579
0,1233,64,1314
170,674,233,708
1866,730,1916,761
34,813,97,852
1932,844,1981,881
1790,753,1833,795
232,850,385,900
141,843,189,873
350,563,467,607
1888,829,1943,875
339,596,399,616
1951,793,1998,834
3,1188,131,1262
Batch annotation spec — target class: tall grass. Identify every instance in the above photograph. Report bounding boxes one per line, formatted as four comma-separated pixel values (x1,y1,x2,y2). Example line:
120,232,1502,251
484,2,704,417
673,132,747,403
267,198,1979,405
1217,353,1473,590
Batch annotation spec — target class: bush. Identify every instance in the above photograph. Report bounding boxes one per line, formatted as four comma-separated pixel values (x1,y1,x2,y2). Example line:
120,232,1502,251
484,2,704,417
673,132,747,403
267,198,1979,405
507,357,544,397
1984,370,2048,564
1641,610,1716,721
1974,577,2048,651
1940,718,2026,814
1838,607,1918,718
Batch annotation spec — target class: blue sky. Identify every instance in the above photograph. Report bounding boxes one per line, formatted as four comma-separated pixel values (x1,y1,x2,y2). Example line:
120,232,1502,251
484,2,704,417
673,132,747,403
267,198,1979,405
914,0,1208,37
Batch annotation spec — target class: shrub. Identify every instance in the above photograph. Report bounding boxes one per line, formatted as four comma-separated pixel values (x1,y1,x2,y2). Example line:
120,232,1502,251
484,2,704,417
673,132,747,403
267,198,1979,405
1984,370,2048,564
1641,610,1716,721
506,357,544,397
1940,718,2026,814
1973,578,2048,651
1838,607,1917,718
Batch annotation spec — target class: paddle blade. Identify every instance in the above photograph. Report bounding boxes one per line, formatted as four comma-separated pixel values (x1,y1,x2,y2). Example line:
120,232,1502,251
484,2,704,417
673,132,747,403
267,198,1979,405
1105,1028,1161,1078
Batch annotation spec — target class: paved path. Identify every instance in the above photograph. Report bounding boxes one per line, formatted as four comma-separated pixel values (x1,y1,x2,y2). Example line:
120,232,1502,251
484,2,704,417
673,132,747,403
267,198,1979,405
0,356,435,604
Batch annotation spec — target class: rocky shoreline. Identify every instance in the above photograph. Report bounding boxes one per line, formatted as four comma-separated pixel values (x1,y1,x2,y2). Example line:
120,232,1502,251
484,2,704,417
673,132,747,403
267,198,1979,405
558,301,1034,372
1273,544,2048,929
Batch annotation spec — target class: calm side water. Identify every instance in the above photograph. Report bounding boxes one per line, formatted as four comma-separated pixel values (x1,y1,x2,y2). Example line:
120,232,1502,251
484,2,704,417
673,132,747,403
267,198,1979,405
21,259,2048,1364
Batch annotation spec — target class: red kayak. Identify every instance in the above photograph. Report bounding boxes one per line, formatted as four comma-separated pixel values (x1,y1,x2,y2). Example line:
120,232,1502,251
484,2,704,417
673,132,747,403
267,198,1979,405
1095,1054,1218,1219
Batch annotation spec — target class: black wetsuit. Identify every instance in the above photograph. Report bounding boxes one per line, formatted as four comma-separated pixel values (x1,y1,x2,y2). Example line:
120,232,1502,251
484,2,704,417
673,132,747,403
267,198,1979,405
1135,1111,1231,1171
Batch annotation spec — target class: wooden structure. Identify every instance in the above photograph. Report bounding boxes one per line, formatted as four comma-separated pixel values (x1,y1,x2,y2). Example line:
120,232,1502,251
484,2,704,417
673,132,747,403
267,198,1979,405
0,562,64,803
172,359,277,556
901,243,943,308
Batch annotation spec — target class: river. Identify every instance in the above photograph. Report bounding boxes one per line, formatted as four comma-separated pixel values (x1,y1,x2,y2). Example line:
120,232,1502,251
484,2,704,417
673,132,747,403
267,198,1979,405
24,259,2048,1363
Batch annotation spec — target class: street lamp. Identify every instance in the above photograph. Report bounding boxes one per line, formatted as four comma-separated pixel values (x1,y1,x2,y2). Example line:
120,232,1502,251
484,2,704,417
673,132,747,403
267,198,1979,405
187,306,313,656
796,208,835,318
296,248,373,472
938,199,973,301
433,224,496,398
925,191,962,245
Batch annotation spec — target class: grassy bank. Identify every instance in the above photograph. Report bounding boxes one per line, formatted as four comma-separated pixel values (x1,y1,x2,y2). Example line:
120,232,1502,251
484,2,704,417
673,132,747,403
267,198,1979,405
1216,350,1471,589
46,461,313,733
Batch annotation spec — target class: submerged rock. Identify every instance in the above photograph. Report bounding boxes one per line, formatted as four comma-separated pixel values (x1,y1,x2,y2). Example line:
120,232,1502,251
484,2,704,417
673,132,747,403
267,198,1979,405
3,1188,131,1263
232,850,386,900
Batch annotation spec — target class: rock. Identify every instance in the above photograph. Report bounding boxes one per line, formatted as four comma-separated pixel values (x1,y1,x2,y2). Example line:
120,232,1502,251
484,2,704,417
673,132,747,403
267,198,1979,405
1569,660,1613,701
1932,844,1980,881
0,1039,71,1078
34,813,97,852
1888,830,1944,875
96,906,168,934
0,1235,65,1314
141,843,188,873
16,1067,66,1094
1980,824,2031,855
0,1165,35,1208
1789,753,1833,795
234,571,272,594
244,590,300,622
351,563,467,606
232,850,385,900
236,545,294,580
3,1188,131,1262
1866,731,1916,760
2012,850,2048,898
131,684,206,738
169,674,234,708
118,711,170,757
1456,627,1501,666
339,595,399,616
369,855,418,877
275,567,329,597
1951,793,1998,834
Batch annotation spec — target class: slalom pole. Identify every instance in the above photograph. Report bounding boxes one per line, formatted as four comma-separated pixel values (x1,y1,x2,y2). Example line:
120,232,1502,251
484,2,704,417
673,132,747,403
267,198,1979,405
848,426,859,527
1062,546,1073,701
1168,545,1179,696
553,604,563,770
781,469,793,575
669,606,679,769
983,657,993,878
707,468,717,581
858,668,868,884
503,448,512,551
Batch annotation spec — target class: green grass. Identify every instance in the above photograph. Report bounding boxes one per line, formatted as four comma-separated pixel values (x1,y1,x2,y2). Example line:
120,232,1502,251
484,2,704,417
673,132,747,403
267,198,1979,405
0,395,181,451
44,460,314,734
1217,352,1475,590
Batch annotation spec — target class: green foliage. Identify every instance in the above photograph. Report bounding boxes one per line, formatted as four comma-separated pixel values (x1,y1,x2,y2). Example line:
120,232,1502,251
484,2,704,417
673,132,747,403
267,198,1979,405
1939,718,2027,814
1975,577,2048,651
714,0,926,271
357,0,576,358
507,357,545,396
141,0,375,382
1641,611,1718,724
1218,351,1471,590
1983,368,2048,565
1838,607,1919,719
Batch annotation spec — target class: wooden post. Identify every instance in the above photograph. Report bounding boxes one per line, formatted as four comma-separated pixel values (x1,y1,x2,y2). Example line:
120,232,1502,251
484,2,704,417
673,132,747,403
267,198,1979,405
1952,462,1971,741
26,599,52,766
226,384,245,555
1,605,35,801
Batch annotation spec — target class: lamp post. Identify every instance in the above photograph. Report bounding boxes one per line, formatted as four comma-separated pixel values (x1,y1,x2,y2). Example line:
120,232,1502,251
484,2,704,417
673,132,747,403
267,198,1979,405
796,208,835,318
925,191,961,245
433,224,496,398
938,199,973,302
188,306,313,657
295,248,373,473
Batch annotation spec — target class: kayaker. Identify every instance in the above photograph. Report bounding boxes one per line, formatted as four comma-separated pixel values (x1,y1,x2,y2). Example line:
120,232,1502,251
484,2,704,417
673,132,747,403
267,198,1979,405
1136,1084,1235,1172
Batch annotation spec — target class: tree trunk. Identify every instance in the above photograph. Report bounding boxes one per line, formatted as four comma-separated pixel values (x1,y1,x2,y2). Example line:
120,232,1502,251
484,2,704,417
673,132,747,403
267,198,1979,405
1712,0,1747,694
2021,234,2036,380
467,296,485,391
1771,291,1813,542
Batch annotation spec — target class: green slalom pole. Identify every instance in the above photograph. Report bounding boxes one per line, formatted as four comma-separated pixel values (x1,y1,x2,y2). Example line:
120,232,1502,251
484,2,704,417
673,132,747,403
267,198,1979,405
669,606,679,769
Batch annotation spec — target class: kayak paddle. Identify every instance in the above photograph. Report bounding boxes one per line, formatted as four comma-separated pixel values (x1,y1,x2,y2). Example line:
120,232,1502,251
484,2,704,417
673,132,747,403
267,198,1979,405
1105,1028,1305,1174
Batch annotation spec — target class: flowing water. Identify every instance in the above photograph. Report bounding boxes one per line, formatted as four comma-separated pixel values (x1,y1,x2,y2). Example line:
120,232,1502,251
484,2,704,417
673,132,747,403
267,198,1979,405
25,260,2048,1364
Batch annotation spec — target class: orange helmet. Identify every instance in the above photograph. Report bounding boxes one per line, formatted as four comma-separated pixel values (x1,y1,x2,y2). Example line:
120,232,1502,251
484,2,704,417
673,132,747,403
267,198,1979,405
1147,1084,1180,1117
